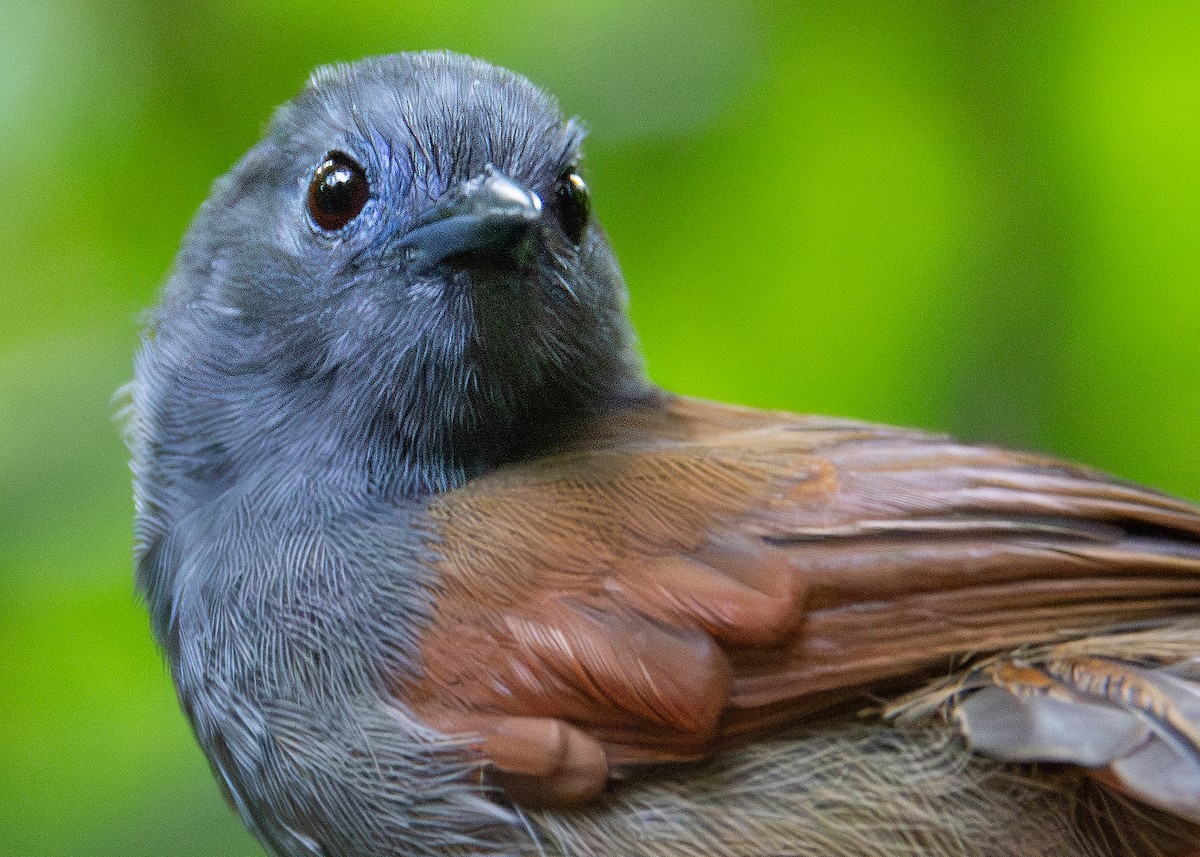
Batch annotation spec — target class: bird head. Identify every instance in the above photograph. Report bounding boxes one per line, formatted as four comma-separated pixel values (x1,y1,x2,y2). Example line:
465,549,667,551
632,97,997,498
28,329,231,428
138,52,648,497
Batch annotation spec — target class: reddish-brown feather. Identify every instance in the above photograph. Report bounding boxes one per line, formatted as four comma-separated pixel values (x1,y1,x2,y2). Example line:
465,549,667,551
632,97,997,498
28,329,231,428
401,395,1200,804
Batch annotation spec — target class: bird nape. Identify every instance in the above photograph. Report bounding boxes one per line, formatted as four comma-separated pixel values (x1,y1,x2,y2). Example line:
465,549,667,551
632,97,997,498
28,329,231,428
127,51,1200,857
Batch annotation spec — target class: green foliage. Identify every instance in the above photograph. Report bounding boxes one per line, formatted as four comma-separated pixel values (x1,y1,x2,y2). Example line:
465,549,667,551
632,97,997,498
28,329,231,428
0,2,1196,854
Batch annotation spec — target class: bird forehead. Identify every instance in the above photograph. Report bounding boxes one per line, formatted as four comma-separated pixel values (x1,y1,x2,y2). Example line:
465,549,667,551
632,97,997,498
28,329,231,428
289,53,577,186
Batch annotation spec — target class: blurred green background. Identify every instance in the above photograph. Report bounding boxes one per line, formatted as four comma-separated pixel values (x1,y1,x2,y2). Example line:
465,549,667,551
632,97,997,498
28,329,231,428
1,1,1197,854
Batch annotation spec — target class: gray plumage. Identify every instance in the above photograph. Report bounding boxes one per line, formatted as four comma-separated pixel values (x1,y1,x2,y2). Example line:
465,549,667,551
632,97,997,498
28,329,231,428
128,52,1197,857
131,51,648,856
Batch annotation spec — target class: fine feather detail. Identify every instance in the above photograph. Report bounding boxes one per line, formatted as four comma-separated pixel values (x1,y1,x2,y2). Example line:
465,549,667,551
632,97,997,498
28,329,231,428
525,724,1191,857
133,50,1200,856
411,396,1200,825
890,620,1200,824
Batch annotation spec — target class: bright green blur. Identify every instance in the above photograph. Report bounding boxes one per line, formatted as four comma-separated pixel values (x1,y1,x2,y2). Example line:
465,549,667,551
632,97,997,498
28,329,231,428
1,3,1197,855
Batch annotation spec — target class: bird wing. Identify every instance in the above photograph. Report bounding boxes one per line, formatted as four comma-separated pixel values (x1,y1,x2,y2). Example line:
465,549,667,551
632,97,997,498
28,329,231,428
401,395,1200,811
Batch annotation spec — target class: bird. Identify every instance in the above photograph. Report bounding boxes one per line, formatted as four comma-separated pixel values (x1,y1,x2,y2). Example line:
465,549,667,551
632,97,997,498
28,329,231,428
127,51,1200,857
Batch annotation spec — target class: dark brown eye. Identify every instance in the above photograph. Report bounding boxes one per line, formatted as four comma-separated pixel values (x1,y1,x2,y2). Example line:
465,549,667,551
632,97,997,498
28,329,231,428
553,171,590,244
308,152,369,232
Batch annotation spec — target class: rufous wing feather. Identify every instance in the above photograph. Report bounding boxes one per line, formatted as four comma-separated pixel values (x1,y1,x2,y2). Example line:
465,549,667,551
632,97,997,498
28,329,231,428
400,396,1200,811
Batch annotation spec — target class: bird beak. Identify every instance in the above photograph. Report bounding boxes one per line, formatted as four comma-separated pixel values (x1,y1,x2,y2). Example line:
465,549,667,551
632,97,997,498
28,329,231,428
399,166,543,271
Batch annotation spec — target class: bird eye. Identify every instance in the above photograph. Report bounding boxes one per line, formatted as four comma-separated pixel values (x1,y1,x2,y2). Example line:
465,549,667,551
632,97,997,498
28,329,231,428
308,152,369,232
553,170,590,244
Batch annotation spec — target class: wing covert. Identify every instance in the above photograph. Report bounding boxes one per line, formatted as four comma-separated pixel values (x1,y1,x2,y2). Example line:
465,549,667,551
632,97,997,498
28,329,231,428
398,397,1200,808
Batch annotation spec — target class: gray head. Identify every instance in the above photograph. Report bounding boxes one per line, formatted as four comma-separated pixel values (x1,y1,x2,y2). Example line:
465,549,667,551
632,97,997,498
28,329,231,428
136,51,648,503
